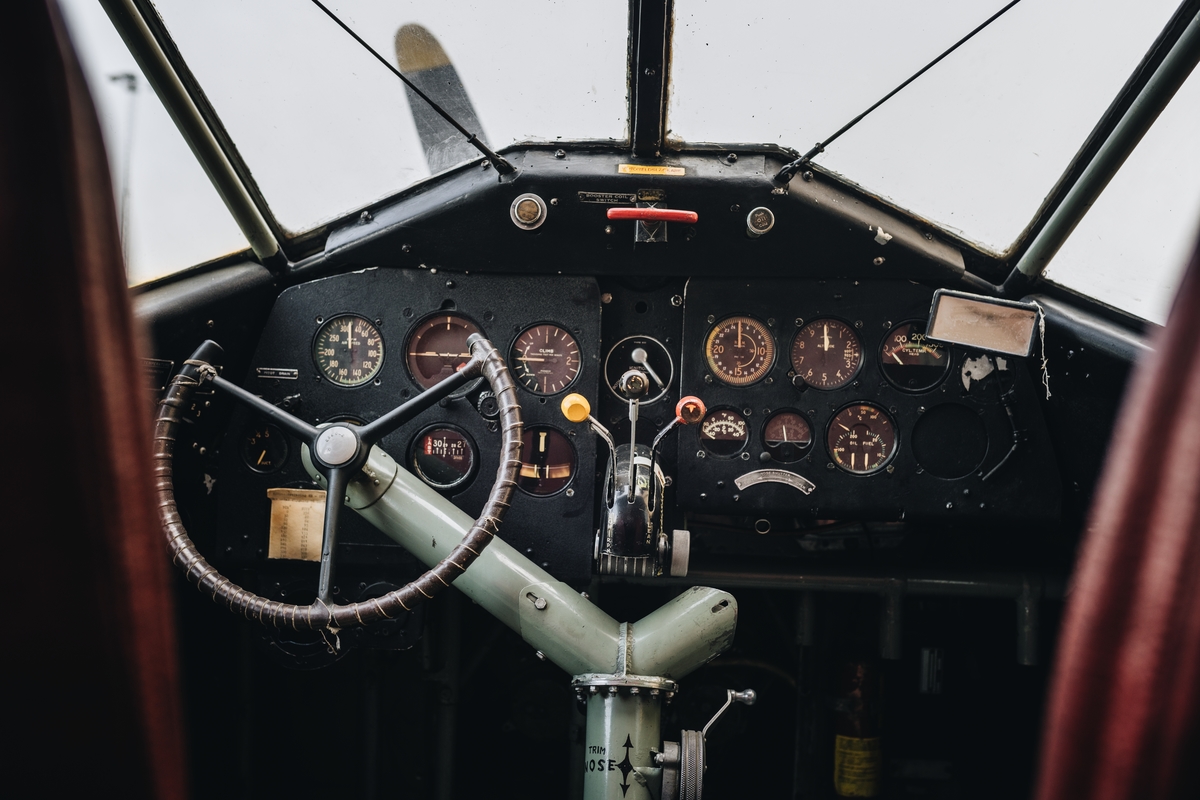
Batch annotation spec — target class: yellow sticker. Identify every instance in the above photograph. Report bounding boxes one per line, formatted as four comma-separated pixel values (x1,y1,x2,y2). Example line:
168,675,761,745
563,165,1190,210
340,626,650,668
617,164,685,176
833,735,882,797
266,488,325,562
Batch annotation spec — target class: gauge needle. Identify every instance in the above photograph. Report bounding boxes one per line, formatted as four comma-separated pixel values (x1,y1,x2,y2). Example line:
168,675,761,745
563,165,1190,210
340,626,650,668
822,323,831,351
517,355,547,362
631,347,664,388
839,423,851,432
738,321,743,348
891,351,905,365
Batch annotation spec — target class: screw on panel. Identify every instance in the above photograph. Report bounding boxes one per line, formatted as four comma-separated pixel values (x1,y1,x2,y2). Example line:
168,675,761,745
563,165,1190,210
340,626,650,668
794,317,804,327
554,149,566,159
601,293,613,304
801,171,813,181
671,295,684,307
402,244,412,253
605,225,613,235
359,210,372,223
873,257,885,266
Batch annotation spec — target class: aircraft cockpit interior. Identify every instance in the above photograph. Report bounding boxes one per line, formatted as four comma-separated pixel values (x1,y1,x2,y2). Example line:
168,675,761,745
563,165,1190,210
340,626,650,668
10,1,1200,798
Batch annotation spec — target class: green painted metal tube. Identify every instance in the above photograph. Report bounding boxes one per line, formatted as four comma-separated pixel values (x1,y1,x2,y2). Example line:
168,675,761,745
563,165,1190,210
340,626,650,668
630,586,738,679
1015,8,1200,279
347,449,622,675
98,0,282,263
583,693,662,800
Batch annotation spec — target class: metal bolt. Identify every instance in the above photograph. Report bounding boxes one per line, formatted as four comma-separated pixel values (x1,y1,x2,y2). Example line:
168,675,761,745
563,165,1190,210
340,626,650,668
854,320,863,329
554,149,566,159
670,294,683,307
801,171,813,181
945,501,954,510
727,153,737,162
601,293,613,304
550,198,558,205
827,462,835,471
605,225,613,235
481,160,490,169
359,210,372,223
535,650,547,661
706,314,715,323
703,374,713,385
446,280,455,289
401,244,412,253
644,68,655,76
886,465,895,474
566,488,575,497
873,257,885,266
206,319,214,328
794,317,804,327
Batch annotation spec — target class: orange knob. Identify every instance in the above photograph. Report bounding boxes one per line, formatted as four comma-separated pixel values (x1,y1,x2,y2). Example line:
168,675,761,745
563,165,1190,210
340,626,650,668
676,396,706,425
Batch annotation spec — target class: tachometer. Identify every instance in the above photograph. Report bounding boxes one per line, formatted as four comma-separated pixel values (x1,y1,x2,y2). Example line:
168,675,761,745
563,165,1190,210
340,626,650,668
406,313,481,389
704,316,775,386
313,314,384,387
826,403,897,475
510,324,581,395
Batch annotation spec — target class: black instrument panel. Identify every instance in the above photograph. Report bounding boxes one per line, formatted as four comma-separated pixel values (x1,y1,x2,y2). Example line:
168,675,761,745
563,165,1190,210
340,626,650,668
216,268,602,583
674,279,1060,522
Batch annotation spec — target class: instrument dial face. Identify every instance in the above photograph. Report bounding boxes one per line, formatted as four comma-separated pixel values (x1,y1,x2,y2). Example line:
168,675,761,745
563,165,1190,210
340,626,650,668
762,411,813,463
826,403,897,475
880,321,950,392
410,426,476,491
699,408,750,457
518,427,576,496
313,315,384,387
510,324,581,395
791,319,862,390
604,336,674,404
705,316,775,386
241,423,288,473
406,314,482,390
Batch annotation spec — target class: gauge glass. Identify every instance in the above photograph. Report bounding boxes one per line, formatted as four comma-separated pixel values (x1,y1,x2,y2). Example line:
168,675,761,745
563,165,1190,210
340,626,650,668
791,319,862,390
604,336,674,404
241,423,288,473
518,427,576,496
762,411,812,463
826,403,897,475
406,314,482,390
411,426,476,491
880,321,950,392
699,408,750,457
705,316,775,386
510,324,581,395
313,315,384,387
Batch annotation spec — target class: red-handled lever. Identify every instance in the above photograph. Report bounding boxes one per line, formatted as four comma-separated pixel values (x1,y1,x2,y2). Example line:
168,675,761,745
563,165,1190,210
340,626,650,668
607,208,699,223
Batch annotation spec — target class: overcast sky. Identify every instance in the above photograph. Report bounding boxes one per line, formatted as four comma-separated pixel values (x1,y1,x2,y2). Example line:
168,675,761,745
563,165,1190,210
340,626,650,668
59,0,1200,323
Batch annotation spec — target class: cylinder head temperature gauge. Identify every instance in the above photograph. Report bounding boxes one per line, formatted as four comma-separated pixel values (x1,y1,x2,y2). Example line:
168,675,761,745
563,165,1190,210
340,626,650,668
880,321,950,392
826,403,897,475
705,316,775,386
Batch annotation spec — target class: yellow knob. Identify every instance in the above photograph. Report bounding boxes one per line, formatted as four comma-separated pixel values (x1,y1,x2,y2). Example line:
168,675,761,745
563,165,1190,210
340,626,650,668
560,393,592,424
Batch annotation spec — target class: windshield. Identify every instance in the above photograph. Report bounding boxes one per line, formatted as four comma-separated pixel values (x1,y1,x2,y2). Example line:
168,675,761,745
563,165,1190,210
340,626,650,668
149,0,631,235
65,0,1200,323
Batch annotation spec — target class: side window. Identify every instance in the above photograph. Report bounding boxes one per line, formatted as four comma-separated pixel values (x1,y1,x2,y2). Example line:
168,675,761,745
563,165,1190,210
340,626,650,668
60,0,249,286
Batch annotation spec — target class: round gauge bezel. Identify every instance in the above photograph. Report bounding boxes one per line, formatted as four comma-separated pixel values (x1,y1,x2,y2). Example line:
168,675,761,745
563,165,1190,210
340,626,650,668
311,313,385,388
789,317,863,391
603,335,675,405
825,402,899,476
698,406,752,458
241,423,289,474
517,425,578,497
761,409,814,463
877,319,952,393
704,315,777,387
508,322,583,397
403,311,484,391
409,424,478,493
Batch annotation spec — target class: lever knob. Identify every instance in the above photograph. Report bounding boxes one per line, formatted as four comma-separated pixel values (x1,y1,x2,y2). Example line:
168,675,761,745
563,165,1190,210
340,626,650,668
560,393,592,423
676,396,706,425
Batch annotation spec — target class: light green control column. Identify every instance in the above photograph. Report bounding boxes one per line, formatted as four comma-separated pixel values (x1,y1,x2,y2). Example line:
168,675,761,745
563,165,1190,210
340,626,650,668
307,446,739,798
